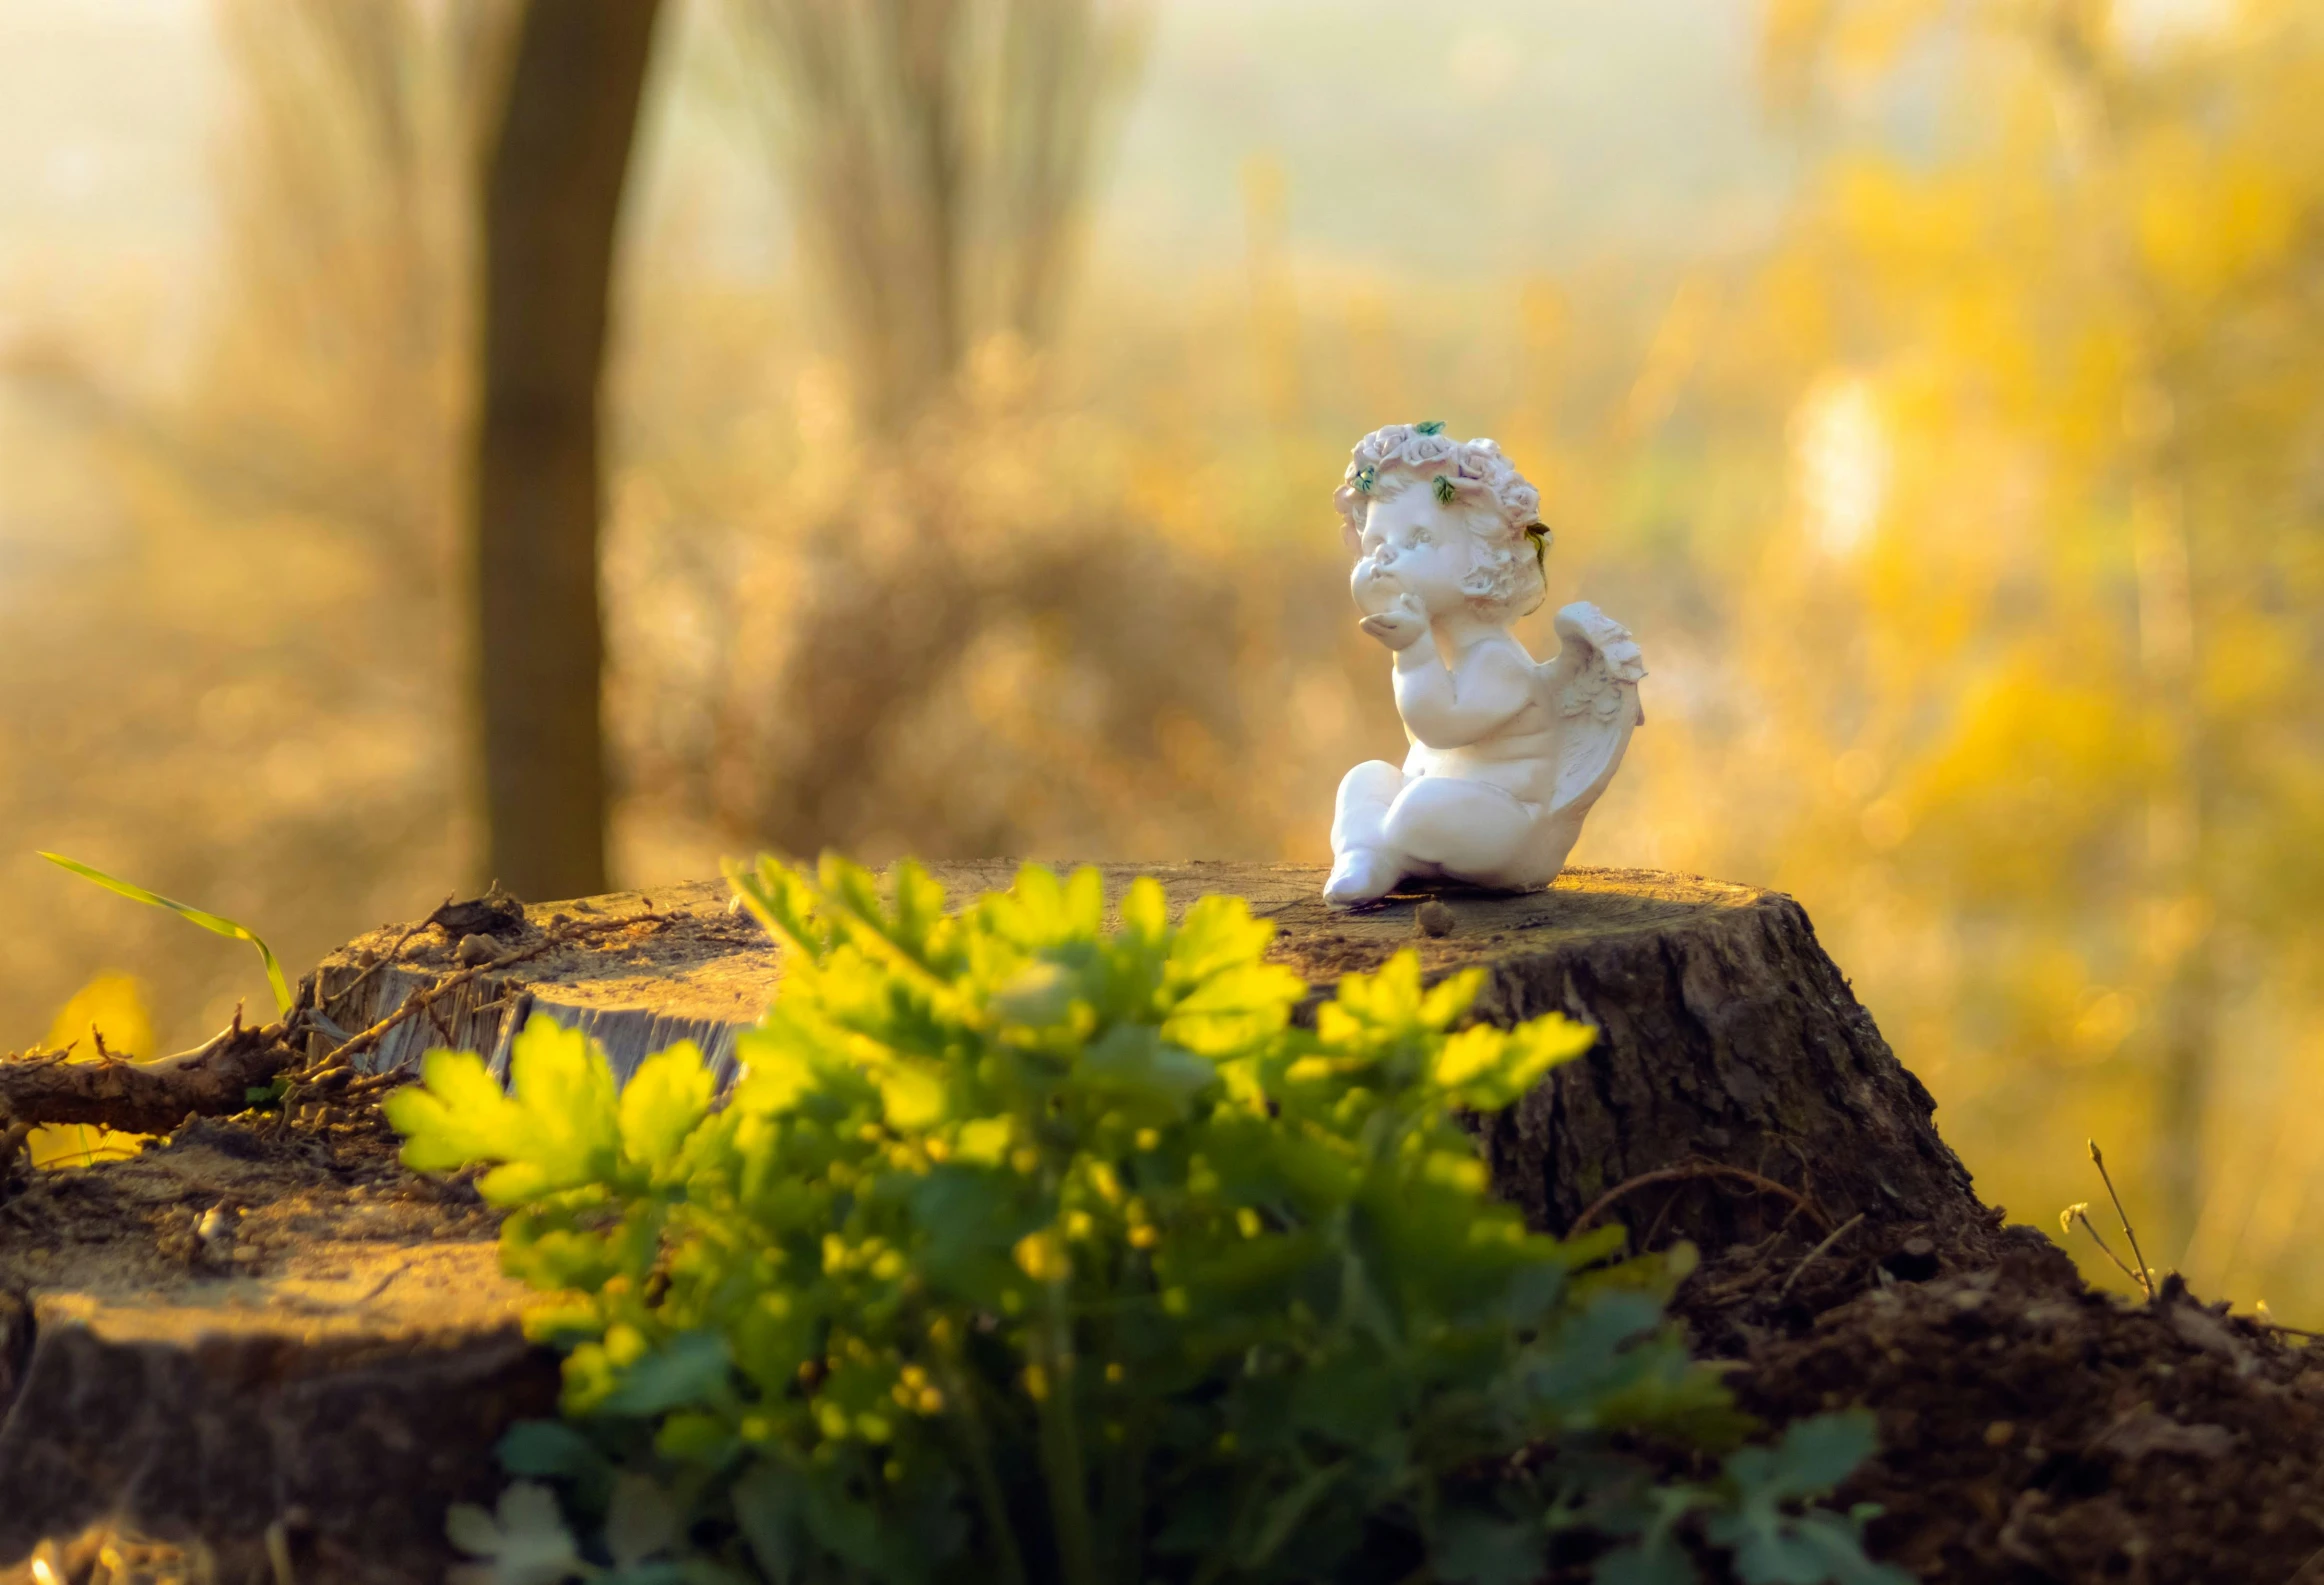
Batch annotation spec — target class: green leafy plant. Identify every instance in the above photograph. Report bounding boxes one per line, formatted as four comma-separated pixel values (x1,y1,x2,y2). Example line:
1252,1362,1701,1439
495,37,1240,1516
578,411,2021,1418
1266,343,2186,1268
391,858,1905,1585
38,850,293,1015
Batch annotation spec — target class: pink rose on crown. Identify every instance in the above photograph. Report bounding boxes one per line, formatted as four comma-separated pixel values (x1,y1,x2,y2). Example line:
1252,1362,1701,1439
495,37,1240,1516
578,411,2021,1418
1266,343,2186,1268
1405,433,1458,468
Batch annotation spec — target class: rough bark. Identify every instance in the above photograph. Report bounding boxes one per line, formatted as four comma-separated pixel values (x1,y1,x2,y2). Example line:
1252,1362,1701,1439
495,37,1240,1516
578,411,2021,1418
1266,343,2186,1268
472,0,663,902
1453,878,1981,1248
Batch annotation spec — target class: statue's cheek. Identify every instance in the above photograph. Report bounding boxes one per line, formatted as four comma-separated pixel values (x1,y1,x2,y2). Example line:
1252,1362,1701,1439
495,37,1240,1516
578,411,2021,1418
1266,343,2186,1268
1352,560,1405,616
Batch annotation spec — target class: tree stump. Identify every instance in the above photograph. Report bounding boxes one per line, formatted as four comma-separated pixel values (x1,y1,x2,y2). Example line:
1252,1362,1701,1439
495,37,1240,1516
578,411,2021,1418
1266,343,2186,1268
0,1122,554,1584
308,862,1983,1248
0,863,1991,1581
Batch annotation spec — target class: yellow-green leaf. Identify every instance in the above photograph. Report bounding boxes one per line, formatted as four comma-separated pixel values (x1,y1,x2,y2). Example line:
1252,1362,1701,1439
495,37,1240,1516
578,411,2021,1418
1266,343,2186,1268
619,1042,715,1172
1119,875,1168,941
465,1017,623,1204
1167,894,1276,985
1162,963,1306,1057
731,1020,819,1116
875,1058,947,1130
385,1048,524,1172
1419,967,1486,1030
1442,1013,1596,1110
1431,1025,1508,1093
39,852,293,1015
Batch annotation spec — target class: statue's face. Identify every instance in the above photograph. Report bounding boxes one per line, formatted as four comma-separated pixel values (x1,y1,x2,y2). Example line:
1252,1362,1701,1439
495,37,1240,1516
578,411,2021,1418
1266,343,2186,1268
1352,484,1474,618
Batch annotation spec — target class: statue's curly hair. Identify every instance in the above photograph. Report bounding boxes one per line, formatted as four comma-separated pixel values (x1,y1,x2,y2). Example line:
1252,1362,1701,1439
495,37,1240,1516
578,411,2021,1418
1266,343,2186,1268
1334,423,1549,624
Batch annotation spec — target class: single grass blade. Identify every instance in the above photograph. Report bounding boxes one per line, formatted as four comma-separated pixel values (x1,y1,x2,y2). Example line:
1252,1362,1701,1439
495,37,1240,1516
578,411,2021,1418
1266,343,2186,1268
39,851,293,1015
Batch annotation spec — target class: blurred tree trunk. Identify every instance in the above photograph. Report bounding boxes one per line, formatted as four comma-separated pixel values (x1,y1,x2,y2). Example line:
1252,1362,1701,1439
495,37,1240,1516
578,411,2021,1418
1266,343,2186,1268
473,0,663,901
712,0,1150,859
733,0,1147,429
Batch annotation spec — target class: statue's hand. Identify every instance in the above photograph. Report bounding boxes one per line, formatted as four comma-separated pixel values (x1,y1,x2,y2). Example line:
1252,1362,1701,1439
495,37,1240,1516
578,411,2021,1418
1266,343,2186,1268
1359,592,1428,651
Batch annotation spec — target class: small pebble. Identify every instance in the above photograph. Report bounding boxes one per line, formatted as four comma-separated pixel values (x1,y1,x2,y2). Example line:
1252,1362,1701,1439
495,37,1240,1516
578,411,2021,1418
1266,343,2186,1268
1414,900,1457,938
1984,1420,2016,1447
455,933,498,966
195,1204,237,1247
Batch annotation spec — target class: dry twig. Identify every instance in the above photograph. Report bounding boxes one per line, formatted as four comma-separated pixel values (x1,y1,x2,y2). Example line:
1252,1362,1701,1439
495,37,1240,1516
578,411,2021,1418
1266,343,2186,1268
1569,1160,1834,1237
321,902,446,1014
2060,1201,2146,1293
2088,1139,2156,1301
1776,1211,1867,1301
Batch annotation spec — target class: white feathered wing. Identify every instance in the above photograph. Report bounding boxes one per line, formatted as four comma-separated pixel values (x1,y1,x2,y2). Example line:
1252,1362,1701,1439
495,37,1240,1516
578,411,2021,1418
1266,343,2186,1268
1537,602,1646,819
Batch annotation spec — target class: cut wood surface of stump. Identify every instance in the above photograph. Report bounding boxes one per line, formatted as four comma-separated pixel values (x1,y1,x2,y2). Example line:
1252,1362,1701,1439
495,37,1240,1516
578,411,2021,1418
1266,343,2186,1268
0,862,1995,1582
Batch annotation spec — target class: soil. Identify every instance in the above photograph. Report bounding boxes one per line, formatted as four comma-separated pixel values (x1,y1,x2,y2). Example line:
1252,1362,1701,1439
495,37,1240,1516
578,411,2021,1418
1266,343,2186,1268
0,1109,494,1299
1665,1208,2324,1584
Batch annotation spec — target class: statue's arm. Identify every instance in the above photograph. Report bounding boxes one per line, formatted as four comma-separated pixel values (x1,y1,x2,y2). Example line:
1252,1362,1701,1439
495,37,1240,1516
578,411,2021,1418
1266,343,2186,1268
1391,642,1532,749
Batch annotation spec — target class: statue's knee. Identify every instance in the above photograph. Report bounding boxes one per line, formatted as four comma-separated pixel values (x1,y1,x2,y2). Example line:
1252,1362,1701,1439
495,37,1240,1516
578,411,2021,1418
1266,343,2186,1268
1337,760,1405,811
1333,761,1406,855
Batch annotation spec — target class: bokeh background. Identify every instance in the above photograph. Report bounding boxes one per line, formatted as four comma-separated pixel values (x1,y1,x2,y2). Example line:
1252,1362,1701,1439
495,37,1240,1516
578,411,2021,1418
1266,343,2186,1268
4,0,2321,1316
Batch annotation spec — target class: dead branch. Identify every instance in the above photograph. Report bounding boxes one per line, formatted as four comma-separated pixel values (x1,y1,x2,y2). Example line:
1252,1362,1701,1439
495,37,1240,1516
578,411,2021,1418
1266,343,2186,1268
0,1015,299,1136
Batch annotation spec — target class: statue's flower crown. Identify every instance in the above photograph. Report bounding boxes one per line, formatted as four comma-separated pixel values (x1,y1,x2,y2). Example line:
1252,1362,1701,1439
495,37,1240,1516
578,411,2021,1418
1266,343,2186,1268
1335,422,1550,566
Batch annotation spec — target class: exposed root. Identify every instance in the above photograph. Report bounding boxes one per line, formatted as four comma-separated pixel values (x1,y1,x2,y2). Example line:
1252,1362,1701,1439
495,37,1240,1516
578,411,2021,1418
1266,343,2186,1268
0,1013,299,1137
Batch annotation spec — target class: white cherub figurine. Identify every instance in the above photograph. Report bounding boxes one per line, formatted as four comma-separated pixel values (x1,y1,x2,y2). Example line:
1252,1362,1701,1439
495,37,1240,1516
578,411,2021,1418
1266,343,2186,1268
1325,422,1645,908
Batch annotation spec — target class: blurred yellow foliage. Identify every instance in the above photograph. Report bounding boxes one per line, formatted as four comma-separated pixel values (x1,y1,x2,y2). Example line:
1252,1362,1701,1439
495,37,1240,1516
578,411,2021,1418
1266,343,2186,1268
26,972,153,1169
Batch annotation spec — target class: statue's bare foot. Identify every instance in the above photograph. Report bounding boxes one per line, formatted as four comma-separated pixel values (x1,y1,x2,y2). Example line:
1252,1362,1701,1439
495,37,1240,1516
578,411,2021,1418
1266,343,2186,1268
1324,847,1402,909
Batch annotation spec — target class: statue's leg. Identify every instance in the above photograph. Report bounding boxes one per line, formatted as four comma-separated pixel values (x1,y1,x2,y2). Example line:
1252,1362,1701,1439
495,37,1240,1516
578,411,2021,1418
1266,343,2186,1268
1383,776,1533,886
1325,760,1407,906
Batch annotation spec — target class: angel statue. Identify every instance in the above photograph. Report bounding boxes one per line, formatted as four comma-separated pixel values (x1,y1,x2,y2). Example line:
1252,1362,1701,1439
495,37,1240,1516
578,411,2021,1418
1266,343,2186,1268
1324,422,1645,908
